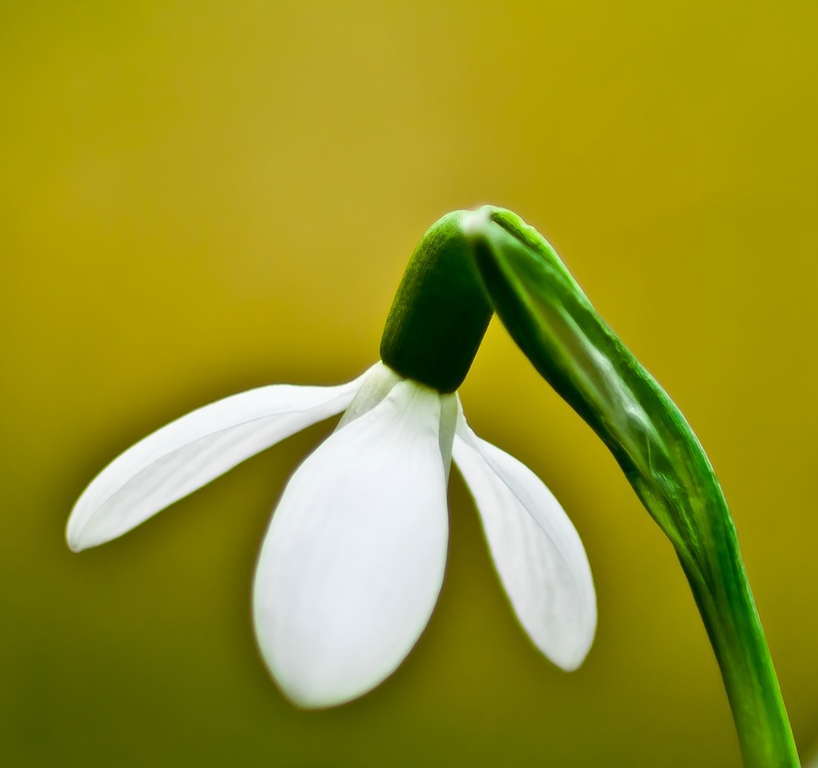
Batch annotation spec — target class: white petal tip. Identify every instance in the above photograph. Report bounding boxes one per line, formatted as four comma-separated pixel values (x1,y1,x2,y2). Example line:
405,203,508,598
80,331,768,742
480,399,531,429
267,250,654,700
544,613,597,672
65,519,87,552
552,644,593,673
65,509,111,552
275,676,376,710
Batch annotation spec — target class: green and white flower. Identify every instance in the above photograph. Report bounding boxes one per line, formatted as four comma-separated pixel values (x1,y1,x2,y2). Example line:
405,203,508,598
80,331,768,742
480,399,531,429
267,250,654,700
67,360,596,708
66,204,801,765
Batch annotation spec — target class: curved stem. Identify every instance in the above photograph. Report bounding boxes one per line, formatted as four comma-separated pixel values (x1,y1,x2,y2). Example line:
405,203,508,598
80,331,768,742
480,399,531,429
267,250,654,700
466,207,799,768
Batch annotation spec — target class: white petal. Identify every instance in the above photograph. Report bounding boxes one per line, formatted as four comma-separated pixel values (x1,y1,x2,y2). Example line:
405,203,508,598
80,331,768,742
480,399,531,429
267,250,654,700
452,403,597,671
335,361,403,428
67,370,372,552
253,379,448,708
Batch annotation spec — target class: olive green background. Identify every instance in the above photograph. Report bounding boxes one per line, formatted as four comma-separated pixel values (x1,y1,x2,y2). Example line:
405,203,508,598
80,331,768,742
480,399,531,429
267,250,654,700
2,2,818,766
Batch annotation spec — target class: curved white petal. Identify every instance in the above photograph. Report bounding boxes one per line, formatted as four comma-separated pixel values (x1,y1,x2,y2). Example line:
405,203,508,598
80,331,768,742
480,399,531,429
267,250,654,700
67,370,371,552
452,404,596,671
253,380,448,708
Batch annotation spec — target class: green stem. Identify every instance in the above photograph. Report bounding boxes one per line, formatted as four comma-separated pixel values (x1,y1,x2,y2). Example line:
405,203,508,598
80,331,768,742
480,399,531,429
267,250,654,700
466,207,799,768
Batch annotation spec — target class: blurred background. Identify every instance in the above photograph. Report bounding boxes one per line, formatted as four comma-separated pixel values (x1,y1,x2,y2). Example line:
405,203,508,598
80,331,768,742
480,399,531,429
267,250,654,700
2,2,818,766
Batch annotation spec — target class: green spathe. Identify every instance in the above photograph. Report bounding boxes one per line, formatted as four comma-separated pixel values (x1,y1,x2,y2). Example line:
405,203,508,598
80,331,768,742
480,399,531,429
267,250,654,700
466,206,799,768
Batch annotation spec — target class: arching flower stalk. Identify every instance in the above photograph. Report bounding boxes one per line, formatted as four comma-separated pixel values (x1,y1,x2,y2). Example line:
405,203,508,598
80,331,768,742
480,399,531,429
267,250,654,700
463,207,798,768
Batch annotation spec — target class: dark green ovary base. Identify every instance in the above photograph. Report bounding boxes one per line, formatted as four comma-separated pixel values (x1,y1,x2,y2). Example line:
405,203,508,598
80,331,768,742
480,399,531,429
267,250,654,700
380,211,493,393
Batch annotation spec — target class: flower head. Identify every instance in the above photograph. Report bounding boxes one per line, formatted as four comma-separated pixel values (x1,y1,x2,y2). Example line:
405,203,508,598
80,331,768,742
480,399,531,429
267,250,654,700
67,209,597,708
68,361,595,707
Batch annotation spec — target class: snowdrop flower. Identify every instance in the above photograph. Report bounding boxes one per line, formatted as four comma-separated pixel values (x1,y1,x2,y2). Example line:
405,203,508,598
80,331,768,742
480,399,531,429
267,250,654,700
67,209,596,709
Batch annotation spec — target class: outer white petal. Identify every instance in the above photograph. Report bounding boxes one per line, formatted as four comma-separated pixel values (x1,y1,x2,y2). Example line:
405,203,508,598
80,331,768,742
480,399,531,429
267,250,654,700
67,370,371,552
253,379,448,708
452,403,597,671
